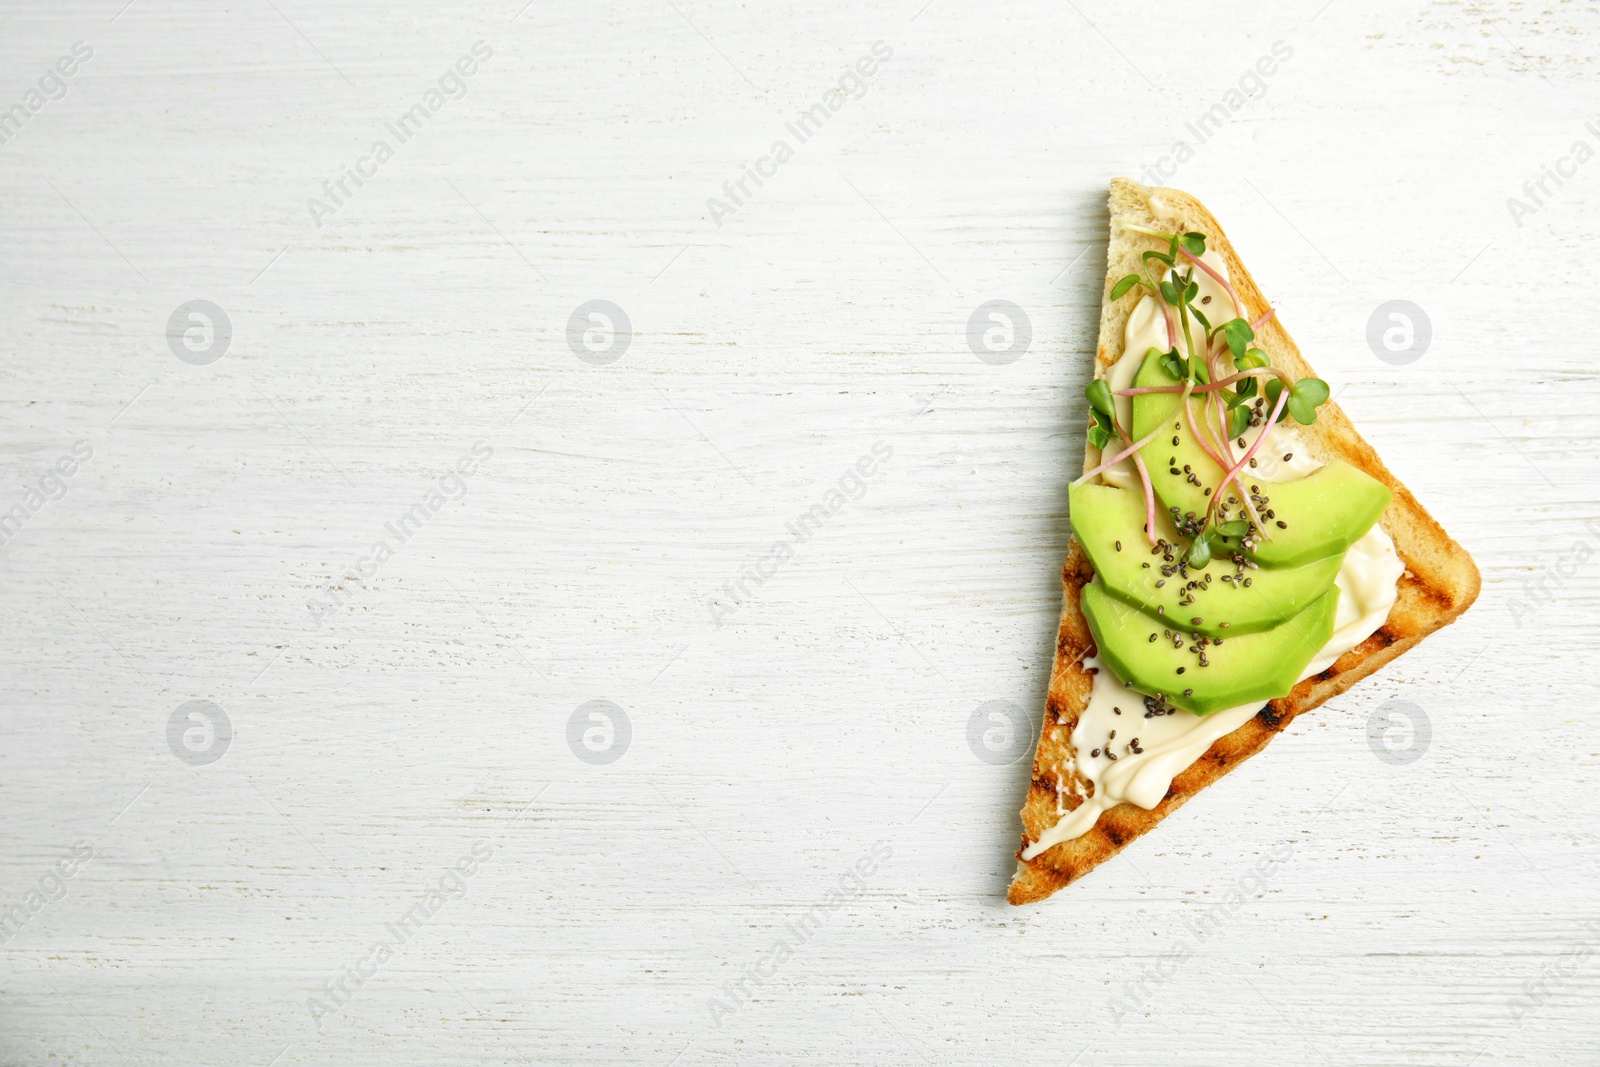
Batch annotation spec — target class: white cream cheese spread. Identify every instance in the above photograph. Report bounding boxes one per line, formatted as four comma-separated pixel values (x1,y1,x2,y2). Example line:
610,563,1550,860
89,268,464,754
1021,521,1401,860
1022,252,1405,861
1101,249,1239,490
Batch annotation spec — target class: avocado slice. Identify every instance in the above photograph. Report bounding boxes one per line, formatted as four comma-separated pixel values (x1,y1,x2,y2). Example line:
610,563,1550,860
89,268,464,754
1128,349,1391,567
1069,481,1344,638
1080,580,1338,716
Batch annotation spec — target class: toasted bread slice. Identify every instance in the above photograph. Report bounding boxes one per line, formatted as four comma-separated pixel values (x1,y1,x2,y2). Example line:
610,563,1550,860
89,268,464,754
1008,180,1480,905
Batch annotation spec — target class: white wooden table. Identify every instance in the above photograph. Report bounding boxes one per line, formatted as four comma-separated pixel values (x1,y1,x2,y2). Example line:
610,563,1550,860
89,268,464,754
2,1,1596,1063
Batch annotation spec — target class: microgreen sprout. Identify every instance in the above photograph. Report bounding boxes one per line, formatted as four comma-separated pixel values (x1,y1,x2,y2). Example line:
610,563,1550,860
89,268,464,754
1094,223,1334,564
1078,376,1160,546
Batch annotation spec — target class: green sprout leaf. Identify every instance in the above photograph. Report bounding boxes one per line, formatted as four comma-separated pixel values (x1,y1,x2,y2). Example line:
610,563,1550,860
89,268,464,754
1191,306,1212,333
1087,405,1114,448
1228,402,1250,439
1086,379,1115,418
1264,378,1293,424
1294,377,1330,406
1142,249,1174,273
1184,280,1199,304
1179,232,1207,257
1109,274,1141,300
1232,348,1266,401
1158,279,1181,306
1158,348,1186,381
1274,377,1329,425
1185,535,1212,569
1217,519,1250,538
1220,318,1255,359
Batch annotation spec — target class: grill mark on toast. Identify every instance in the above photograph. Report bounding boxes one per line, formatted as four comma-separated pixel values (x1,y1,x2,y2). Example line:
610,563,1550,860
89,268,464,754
1256,703,1287,732
1008,179,1481,906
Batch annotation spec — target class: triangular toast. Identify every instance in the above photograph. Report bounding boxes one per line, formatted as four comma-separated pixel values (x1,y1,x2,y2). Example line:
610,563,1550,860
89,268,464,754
1008,179,1480,905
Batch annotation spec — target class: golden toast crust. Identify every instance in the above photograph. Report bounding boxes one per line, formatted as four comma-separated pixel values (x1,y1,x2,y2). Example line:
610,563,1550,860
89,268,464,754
1007,180,1481,906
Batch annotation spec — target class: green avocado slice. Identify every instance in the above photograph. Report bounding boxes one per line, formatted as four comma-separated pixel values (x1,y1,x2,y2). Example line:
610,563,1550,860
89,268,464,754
1128,349,1391,567
1069,481,1344,638
1080,580,1339,716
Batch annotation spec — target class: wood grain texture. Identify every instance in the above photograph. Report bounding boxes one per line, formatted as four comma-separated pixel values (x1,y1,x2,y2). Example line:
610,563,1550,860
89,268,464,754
0,0,1596,1064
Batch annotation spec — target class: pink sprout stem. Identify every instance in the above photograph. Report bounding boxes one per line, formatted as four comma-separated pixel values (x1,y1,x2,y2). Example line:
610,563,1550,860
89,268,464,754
1179,248,1246,317
1207,383,1291,535
1116,368,1288,397
1074,400,1186,487
1182,389,1231,473
1115,425,1159,547
1249,308,1276,332
1205,341,1230,462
